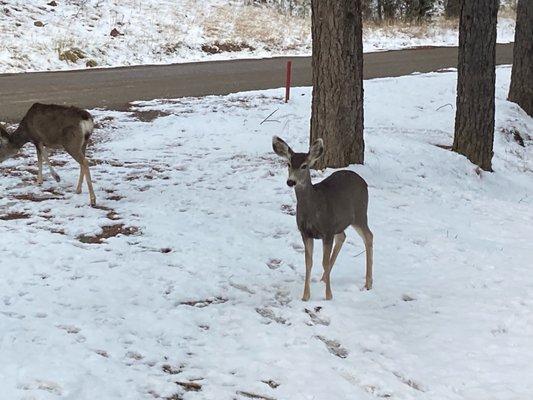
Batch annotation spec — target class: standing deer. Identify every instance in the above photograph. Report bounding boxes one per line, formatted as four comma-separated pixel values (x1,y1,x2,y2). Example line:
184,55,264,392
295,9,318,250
272,136,373,301
0,103,96,206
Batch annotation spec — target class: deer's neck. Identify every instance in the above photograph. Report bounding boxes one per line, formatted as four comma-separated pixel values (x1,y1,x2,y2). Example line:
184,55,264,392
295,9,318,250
10,124,31,148
294,179,316,205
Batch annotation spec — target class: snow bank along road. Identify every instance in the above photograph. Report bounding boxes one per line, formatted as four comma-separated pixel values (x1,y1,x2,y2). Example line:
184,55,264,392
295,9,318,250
0,43,513,122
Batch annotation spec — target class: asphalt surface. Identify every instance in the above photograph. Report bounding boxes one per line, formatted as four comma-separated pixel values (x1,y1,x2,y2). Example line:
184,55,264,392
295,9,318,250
0,43,513,122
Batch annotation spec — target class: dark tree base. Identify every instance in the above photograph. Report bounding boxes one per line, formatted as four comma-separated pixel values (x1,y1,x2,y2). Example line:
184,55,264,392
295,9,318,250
453,0,499,172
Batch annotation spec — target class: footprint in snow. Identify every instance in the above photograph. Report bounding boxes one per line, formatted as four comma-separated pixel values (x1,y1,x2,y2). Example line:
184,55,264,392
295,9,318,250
304,307,330,326
315,335,349,359
256,307,288,325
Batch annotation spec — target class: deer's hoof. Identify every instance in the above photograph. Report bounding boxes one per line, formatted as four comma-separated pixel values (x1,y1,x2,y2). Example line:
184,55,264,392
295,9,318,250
302,293,310,302
90,198,97,207
361,283,372,291
53,173,61,183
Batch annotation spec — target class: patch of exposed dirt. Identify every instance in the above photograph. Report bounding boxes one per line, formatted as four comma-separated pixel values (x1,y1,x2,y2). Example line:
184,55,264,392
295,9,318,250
107,195,124,201
129,109,171,123
179,297,227,308
77,224,139,244
166,394,184,400
91,205,121,221
175,381,202,392
162,364,184,375
0,211,30,220
201,41,255,54
401,294,416,302
256,307,287,325
94,349,109,358
392,371,425,392
106,211,120,221
93,115,116,130
304,307,330,326
13,193,62,202
49,160,67,167
315,335,349,359
236,391,276,400
266,258,282,270
261,380,280,389
91,158,125,167
280,204,295,216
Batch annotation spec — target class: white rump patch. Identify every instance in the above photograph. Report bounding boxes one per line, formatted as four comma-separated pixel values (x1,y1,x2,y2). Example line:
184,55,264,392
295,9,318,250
79,119,94,135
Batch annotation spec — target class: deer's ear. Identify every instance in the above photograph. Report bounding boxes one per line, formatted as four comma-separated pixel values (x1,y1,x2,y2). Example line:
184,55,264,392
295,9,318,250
307,138,324,166
272,136,293,160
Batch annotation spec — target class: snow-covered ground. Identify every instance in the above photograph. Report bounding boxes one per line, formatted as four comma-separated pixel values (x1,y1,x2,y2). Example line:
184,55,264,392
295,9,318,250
0,0,516,73
1,67,532,399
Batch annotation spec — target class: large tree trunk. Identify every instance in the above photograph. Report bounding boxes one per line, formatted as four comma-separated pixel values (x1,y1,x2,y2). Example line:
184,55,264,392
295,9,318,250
452,0,499,172
508,0,533,116
310,0,364,168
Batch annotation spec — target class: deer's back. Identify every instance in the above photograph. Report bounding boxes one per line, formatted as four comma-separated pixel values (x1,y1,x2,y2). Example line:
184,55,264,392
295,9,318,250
21,103,93,147
297,170,369,239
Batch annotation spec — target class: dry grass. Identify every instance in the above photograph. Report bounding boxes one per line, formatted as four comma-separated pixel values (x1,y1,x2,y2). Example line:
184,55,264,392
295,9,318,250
202,4,310,51
201,4,514,50
363,7,515,41
364,17,458,39
498,5,517,20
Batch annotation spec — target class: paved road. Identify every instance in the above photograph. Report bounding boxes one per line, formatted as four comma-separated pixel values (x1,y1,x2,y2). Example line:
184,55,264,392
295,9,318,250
0,43,513,122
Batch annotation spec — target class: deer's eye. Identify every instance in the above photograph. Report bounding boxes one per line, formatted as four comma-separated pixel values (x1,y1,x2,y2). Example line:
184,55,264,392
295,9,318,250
300,164,308,170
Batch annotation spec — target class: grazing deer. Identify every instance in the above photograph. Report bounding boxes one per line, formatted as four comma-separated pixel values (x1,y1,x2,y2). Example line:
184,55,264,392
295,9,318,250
272,136,373,301
0,103,96,206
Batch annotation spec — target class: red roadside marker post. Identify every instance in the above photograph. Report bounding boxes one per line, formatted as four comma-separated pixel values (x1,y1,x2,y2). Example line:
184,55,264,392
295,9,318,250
285,60,292,103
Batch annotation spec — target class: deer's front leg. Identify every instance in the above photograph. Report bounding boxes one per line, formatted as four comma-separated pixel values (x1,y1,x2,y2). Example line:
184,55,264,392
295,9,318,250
302,236,314,301
38,144,60,182
322,237,334,300
321,232,346,282
36,145,43,185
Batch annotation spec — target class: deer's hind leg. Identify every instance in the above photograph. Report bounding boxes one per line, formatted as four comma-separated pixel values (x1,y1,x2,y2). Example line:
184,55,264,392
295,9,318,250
353,224,373,290
76,142,87,194
64,132,95,206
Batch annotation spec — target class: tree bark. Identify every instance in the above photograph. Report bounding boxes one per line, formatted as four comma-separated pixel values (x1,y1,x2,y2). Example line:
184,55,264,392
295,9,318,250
310,0,364,168
508,0,533,116
452,0,499,172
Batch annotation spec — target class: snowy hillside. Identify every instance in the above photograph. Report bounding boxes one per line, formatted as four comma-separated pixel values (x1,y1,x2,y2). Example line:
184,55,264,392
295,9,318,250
1,67,532,399
0,0,516,73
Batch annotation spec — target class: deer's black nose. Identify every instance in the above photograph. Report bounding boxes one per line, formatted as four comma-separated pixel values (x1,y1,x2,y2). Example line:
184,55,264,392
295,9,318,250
287,180,296,187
